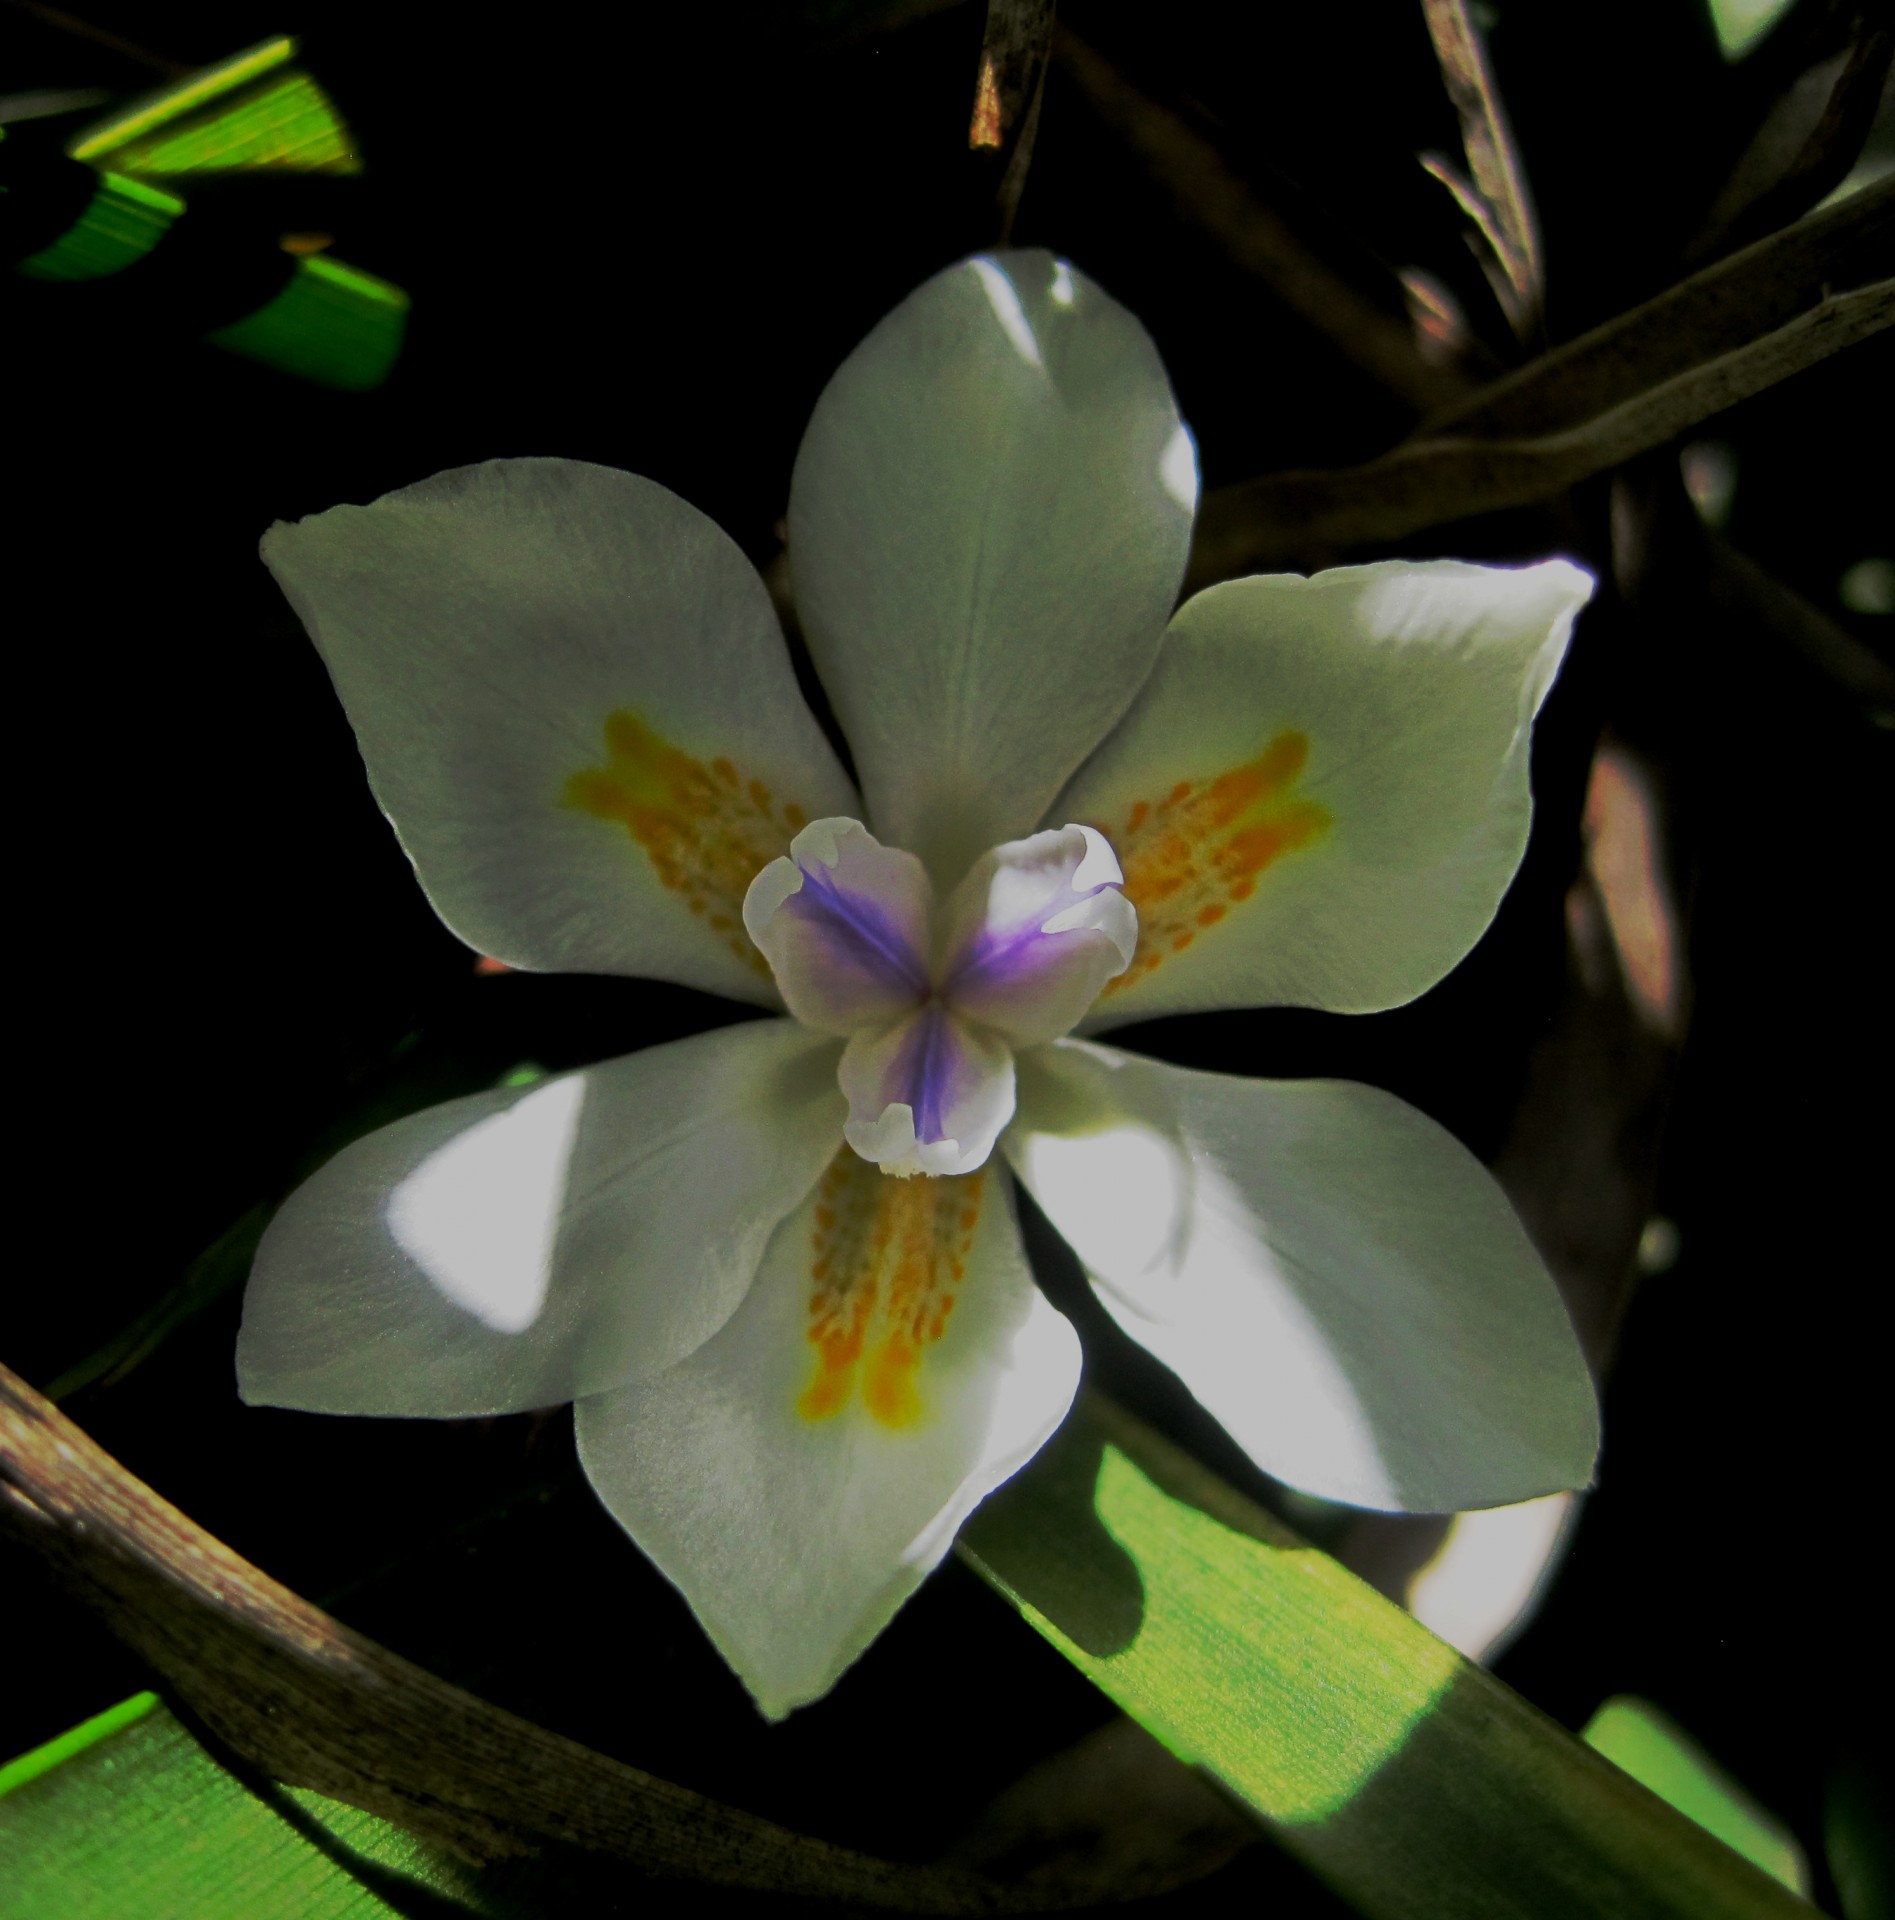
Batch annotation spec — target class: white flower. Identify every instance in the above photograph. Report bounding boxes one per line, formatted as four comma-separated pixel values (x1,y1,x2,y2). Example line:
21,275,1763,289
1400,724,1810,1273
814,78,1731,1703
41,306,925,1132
238,251,1599,1718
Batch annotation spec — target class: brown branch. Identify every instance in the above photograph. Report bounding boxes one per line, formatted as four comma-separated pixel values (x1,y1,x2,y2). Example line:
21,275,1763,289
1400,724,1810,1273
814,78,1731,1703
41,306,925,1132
1190,271,1893,581
969,0,1058,244
1054,27,1466,414
1423,177,1894,440
0,1361,1033,1912
1418,0,1544,338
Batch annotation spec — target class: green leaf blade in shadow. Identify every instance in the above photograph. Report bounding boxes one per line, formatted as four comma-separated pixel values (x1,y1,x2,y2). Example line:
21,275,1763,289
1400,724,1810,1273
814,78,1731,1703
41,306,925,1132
959,1392,1815,1920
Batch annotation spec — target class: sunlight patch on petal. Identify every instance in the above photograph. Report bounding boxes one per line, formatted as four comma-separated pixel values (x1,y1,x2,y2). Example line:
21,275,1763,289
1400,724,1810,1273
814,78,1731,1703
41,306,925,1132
1010,1041,1598,1512
970,255,1046,368
1160,422,1199,512
239,1021,845,1420
387,1074,585,1333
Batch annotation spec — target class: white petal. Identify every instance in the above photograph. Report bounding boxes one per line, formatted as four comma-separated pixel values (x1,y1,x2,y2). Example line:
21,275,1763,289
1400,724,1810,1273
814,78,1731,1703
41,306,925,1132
1057,560,1593,1024
938,823,1136,1046
575,1153,1080,1717
839,1009,1016,1177
789,251,1195,885
1008,1041,1598,1512
238,1020,845,1416
741,817,931,1034
265,459,858,1003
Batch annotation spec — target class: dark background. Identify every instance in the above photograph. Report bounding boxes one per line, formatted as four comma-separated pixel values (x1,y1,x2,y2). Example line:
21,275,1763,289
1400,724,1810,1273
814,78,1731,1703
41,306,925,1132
3,0,1889,1911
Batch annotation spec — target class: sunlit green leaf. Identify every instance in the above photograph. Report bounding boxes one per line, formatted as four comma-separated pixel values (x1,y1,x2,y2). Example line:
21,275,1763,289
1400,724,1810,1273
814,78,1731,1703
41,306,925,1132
961,1394,1813,1920
0,1693,514,1918
67,38,360,178
1582,1697,1811,1895
203,254,409,392
1704,0,1797,61
12,173,182,282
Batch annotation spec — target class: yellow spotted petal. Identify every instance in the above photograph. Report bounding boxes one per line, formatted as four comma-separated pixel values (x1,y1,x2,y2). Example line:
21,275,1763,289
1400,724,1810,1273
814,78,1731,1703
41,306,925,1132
796,1152,987,1427
264,458,858,1003
575,1153,1080,1719
1057,560,1593,1024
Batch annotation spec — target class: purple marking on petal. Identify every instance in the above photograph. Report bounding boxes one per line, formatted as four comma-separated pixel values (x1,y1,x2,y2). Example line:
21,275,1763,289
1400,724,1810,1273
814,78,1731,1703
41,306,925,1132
935,827,1135,1048
948,916,1074,999
882,1005,964,1143
785,858,930,998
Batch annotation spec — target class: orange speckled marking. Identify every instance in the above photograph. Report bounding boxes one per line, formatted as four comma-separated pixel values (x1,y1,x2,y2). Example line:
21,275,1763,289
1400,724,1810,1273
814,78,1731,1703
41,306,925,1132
798,1152,982,1430
563,712,809,977
1100,730,1330,995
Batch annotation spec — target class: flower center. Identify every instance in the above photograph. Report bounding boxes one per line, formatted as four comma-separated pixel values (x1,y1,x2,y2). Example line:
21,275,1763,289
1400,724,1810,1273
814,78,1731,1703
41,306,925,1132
743,818,1136,1177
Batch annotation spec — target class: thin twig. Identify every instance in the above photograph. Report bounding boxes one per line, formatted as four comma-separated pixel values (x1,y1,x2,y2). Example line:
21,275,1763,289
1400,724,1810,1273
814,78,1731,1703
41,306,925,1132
969,0,1058,244
1418,0,1545,339
1054,27,1466,414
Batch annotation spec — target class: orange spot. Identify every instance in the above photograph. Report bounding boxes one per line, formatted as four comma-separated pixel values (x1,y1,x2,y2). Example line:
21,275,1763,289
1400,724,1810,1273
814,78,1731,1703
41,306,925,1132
797,1152,984,1430
1099,730,1329,995
563,712,810,977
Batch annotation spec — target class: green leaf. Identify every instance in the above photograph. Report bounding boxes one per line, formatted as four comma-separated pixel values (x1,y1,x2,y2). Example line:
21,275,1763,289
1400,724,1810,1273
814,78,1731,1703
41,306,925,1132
1705,0,1797,62
1582,1697,1810,1895
0,1694,511,1918
959,1393,1815,1920
67,38,361,178
202,254,409,392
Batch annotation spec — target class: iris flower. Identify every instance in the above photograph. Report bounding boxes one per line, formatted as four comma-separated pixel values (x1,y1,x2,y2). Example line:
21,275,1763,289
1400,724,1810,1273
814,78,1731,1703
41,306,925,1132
239,251,1599,1717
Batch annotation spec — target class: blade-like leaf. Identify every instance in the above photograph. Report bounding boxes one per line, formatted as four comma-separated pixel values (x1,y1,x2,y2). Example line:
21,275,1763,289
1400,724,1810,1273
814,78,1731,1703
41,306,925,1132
1,1693,513,1918
959,1393,1814,1920
67,38,361,178
1581,1697,1810,1895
